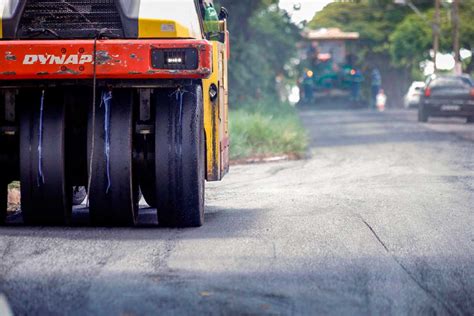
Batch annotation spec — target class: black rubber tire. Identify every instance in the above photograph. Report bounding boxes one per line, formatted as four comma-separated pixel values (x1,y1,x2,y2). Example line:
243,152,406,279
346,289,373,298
72,186,87,206
20,91,72,225
466,116,474,124
155,85,205,228
418,105,429,123
0,181,7,225
0,136,12,225
88,89,139,226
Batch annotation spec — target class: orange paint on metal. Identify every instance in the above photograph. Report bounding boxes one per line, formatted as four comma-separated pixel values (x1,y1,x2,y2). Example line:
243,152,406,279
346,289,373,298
0,39,212,80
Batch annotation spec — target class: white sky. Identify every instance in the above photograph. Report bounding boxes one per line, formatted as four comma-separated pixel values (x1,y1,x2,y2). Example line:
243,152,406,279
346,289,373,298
279,0,334,23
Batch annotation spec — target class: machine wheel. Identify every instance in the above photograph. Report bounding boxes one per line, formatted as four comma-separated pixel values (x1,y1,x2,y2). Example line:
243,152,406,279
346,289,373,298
72,186,87,206
88,89,139,226
20,91,72,225
0,136,14,225
418,105,429,123
155,85,205,228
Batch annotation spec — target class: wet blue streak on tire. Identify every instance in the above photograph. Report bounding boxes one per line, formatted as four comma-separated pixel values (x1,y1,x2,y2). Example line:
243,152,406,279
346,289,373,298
155,85,205,228
20,91,71,225
88,89,138,227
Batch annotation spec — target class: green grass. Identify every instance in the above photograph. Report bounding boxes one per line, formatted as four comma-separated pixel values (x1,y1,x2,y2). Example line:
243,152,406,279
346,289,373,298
230,99,308,160
8,181,20,190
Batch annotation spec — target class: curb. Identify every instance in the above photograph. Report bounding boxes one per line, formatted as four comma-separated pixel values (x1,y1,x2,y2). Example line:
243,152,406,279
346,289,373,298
230,154,304,166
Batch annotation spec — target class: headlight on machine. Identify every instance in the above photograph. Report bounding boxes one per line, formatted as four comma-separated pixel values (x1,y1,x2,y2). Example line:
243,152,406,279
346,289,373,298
151,48,199,70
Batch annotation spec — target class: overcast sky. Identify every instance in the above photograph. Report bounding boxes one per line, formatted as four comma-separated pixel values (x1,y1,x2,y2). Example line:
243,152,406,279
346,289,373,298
279,0,334,23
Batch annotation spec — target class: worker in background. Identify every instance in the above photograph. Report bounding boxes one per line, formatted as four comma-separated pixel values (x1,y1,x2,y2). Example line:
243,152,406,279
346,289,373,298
302,69,314,103
350,68,364,104
371,68,382,109
376,89,387,112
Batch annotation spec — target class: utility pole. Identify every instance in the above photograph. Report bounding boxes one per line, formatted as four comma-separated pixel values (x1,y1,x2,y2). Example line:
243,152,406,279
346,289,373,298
433,0,440,72
452,0,461,74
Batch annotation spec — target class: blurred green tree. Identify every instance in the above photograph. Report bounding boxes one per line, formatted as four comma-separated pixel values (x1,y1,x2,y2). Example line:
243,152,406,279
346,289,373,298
459,2,474,73
389,14,431,68
215,0,301,105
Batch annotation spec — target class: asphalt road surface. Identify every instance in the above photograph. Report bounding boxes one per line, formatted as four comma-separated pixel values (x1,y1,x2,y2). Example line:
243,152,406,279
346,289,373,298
1,107,473,315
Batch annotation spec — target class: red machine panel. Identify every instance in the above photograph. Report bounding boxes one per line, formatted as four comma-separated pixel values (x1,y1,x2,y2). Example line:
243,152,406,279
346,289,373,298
0,39,212,80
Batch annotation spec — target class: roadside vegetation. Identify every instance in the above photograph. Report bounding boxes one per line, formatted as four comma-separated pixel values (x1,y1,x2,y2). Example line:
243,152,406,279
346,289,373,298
230,99,308,160
216,0,308,161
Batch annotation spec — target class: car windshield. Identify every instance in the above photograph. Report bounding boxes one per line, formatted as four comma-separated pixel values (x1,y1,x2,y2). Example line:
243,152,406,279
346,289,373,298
430,77,472,89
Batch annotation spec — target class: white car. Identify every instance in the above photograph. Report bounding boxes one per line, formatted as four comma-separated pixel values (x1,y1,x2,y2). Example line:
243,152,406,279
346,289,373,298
404,81,425,108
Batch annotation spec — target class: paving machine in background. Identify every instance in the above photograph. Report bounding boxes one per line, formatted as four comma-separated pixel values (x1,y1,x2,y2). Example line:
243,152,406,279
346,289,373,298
299,28,363,103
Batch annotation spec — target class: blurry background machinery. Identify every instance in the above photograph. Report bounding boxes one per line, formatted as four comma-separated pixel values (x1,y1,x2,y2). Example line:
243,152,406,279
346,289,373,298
299,27,363,103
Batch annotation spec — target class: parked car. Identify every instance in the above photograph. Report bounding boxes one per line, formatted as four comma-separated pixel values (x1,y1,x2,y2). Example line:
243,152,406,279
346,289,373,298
418,75,474,123
404,81,425,108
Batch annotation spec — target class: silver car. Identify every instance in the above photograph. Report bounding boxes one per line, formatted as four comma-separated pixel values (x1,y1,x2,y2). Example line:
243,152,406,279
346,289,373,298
404,81,425,108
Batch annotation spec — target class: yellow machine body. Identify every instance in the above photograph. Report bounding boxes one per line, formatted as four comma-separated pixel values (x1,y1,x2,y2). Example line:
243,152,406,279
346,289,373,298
138,0,204,39
137,0,230,181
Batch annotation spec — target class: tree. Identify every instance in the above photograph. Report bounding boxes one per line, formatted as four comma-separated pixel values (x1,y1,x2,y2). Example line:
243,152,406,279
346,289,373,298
459,2,474,73
216,1,301,104
389,14,431,68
